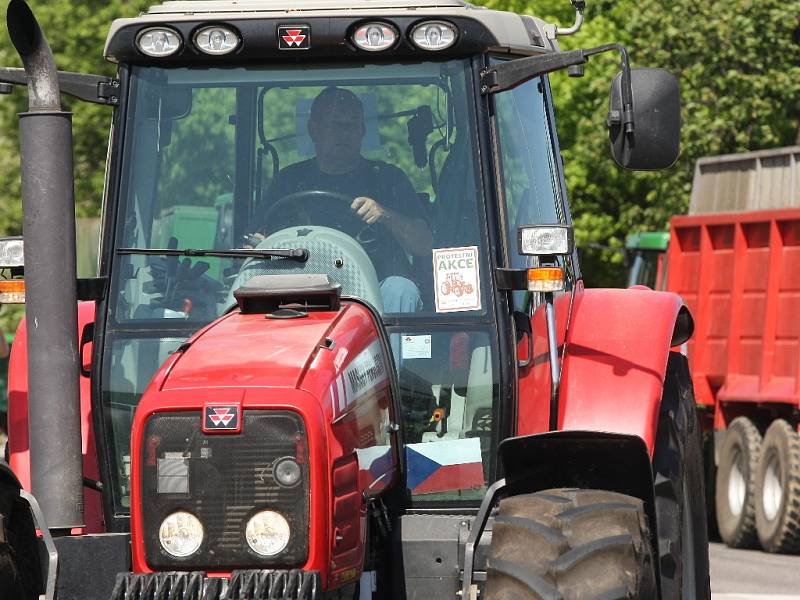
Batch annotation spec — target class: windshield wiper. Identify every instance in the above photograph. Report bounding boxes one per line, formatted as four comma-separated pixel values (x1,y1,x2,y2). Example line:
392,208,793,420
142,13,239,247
117,247,309,262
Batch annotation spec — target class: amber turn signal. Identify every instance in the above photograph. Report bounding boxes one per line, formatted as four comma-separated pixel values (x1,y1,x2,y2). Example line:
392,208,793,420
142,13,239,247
0,279,25,303
527,267,564,293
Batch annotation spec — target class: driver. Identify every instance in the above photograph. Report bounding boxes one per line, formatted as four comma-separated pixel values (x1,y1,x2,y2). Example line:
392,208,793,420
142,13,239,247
261,86,432,312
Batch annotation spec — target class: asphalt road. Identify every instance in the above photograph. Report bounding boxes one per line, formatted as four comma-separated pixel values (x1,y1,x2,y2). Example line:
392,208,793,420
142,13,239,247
711,542,800,599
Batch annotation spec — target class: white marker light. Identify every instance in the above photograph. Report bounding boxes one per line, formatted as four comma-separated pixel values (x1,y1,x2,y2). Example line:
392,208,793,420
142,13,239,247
410,21,457,51
137,28,182,57
194,26,240,55
518,225,574,256
0,238,24,268
353,23,397,52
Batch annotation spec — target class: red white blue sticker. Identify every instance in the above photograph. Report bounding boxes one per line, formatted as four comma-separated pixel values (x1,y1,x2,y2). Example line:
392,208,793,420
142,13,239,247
202,403,241,433
278,25,310,50
406,438,484,495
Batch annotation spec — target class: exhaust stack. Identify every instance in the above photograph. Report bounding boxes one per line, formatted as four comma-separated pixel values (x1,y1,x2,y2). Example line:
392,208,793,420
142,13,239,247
7,0,83,530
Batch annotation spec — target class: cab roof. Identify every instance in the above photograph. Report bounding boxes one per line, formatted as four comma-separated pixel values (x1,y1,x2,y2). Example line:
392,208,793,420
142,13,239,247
105,0,557,60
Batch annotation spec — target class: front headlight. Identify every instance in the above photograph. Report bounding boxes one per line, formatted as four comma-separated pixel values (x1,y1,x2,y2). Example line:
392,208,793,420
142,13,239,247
245,510,291,556
159,511,204,557
273,456,302,488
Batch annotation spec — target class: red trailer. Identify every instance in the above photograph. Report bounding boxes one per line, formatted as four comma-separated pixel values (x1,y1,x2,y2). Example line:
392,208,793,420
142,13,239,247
666,207,800,553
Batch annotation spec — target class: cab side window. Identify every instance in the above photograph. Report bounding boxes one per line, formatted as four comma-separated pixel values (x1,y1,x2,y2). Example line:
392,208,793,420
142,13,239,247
494,75,565,308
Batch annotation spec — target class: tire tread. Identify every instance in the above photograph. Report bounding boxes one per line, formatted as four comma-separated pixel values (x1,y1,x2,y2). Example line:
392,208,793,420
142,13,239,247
486,488,655,599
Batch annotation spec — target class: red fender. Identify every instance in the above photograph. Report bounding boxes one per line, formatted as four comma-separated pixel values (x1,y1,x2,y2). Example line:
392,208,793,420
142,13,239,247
7,301,104,533
558,287,688,455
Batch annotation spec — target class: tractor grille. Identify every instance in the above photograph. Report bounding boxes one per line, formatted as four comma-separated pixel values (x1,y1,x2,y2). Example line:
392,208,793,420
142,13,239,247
141,410,309,570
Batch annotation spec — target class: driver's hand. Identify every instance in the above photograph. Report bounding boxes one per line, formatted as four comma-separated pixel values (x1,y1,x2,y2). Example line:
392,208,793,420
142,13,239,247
351,196,385,225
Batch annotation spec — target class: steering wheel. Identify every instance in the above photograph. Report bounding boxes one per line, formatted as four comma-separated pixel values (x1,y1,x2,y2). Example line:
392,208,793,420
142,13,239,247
262,190,377,247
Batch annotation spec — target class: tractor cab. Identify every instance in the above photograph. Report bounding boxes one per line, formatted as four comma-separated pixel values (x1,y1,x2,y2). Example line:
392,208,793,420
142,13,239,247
98,4,578,521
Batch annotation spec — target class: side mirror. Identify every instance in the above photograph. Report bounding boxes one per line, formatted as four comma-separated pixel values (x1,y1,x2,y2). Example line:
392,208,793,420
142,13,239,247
609,68,680,170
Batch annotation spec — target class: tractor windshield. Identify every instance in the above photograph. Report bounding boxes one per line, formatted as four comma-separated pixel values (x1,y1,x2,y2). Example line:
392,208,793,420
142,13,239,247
112,61,485,322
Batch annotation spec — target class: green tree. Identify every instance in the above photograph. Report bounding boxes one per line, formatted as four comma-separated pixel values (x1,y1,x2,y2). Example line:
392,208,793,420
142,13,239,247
0,1,149,332
477,0,800,286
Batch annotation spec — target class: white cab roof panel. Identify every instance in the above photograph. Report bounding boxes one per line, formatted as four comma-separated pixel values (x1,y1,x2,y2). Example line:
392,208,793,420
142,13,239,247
105,0,556,58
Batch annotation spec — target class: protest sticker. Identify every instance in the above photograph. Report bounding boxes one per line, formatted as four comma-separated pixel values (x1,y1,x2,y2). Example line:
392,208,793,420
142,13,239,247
432,246,481,313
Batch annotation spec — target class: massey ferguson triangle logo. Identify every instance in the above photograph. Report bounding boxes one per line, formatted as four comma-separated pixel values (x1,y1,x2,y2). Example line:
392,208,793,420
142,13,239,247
203,404,241,433
209,407,234,426
279,25,310,50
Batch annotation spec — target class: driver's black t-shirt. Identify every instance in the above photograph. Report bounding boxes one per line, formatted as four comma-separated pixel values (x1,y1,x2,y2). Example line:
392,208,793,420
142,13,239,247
264,157,426,280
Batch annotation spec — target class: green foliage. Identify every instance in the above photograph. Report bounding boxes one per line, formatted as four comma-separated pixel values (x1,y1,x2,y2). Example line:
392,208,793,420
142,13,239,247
0,0,149,333
476,0,800,286
0,0,151,238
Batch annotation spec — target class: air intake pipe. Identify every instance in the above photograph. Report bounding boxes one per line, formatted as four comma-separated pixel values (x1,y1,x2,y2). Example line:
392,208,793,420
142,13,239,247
7,0,83,530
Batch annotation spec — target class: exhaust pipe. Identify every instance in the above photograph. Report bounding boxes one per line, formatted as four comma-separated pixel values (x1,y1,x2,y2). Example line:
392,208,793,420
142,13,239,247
7,0,83,530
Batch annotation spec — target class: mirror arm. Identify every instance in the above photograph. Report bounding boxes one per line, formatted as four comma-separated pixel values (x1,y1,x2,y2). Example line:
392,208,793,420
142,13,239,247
480,50,588,94
482,42,635,136
0,67,119,105
584,44,635,135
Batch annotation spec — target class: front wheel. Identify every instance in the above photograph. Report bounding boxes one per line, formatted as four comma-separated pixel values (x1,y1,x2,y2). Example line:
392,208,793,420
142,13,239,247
653,352,710,599
0,480,41,600
485,488,657,599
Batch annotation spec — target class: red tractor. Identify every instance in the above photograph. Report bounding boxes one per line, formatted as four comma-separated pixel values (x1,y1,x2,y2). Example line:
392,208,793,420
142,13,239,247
0,0,708,598
440,273,474,297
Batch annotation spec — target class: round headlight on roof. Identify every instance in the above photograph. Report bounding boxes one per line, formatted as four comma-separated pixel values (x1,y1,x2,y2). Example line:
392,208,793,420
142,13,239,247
410,21,457,51
137,27,182,57
159,511,203,557
352,22,398,52
194,25,241,55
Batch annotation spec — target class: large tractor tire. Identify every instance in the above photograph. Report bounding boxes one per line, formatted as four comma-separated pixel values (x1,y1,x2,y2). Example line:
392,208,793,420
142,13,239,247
0,479,41,600
485,488,657,599
754,419,800,553
652,352,710,599
714,416,761,548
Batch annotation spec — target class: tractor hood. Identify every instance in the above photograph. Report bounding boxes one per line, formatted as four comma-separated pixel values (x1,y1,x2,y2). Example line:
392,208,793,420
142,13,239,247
160,309,342,391
129,276,400,581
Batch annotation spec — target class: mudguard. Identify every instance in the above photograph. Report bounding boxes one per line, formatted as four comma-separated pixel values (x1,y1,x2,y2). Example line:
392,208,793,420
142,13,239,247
558,286,692,454
7,301,104,533
498,430,656,532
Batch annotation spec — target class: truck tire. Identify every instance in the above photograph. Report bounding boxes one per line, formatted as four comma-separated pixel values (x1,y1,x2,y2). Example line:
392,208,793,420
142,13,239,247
754,419,800,553
652,352,710,599
485,488,657,599
715,416,761,548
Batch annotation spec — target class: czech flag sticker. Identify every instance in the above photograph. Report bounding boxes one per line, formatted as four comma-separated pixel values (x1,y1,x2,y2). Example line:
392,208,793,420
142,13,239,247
406,438,484,495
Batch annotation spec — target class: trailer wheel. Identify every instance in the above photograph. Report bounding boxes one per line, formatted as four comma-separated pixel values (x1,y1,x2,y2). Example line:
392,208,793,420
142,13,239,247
715,416,761,548
754,419,800,553
485,488,657,599
652,352,710,599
